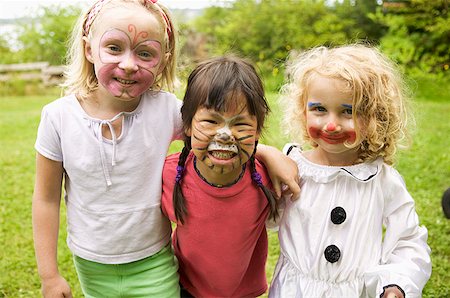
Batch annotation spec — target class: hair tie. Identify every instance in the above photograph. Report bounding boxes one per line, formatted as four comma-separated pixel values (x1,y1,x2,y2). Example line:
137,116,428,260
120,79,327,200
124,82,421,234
251,172,263,187
83,0,110,36
83,0,172,41
175,165,184,183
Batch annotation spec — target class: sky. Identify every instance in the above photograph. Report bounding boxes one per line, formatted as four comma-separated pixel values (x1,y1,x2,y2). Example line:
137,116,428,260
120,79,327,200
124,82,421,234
0,0,232,19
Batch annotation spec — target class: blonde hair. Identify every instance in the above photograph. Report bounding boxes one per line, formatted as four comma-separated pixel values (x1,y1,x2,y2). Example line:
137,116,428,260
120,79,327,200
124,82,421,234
62,0,177,98
281,44,413,165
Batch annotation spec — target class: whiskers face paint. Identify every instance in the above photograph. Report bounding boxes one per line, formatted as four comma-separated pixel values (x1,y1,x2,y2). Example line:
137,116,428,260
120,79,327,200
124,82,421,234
188,102,259,185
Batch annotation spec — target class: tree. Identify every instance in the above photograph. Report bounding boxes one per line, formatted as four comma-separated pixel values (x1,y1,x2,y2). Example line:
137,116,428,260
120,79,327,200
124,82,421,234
193,0,383,67
374,0,450,75
15,5,81,65
0,34,16,64
333,0,386,43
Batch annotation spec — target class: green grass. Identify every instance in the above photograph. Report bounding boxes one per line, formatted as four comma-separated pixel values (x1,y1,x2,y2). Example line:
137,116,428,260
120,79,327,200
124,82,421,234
1,78,449,297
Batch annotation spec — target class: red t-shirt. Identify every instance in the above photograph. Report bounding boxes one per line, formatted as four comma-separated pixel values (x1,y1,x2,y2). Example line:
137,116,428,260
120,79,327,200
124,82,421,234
162,152,271,298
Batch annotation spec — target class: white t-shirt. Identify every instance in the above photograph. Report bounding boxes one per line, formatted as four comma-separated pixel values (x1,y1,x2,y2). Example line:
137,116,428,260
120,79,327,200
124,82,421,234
35,91,182,264
269,145,431,297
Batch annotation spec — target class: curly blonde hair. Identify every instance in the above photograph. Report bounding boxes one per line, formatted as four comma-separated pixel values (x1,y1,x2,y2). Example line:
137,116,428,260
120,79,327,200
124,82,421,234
280,44,413,165
62,0,177,99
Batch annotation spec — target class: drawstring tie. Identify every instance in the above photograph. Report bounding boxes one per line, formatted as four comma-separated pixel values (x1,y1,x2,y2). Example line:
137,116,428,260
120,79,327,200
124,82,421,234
96,113,123,186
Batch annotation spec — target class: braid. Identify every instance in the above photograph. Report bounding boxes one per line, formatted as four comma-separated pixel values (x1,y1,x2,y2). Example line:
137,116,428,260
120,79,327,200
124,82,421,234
173,141,191,224
250,142,279,221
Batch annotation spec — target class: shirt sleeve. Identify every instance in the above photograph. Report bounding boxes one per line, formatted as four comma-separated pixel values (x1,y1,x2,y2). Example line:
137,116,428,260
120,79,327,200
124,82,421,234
161,155,177,222
34,104,63,162
364,166,432,296
171,95,183,141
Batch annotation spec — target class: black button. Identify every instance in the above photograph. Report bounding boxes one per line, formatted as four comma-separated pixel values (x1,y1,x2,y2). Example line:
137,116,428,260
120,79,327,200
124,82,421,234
324,245,341,263
330,206,346,224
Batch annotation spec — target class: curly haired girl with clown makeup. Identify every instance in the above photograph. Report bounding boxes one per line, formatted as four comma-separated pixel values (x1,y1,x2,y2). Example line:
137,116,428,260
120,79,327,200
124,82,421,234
161,56,278,297
269,45,431,298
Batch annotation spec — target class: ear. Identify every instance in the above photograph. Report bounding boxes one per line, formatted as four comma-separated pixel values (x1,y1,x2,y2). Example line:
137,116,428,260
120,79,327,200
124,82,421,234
83,36,94,64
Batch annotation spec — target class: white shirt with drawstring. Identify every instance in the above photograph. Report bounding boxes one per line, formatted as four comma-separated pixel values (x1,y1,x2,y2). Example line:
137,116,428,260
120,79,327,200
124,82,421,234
35,91,182,264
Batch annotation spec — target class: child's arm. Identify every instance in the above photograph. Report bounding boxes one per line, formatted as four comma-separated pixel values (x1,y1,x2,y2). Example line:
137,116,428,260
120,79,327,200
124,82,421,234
32,153,72,298
366,167,431,297
255,143,300,199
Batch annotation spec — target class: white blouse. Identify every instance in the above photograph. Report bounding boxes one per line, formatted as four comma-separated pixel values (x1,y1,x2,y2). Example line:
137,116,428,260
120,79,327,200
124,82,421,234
269,145,431,298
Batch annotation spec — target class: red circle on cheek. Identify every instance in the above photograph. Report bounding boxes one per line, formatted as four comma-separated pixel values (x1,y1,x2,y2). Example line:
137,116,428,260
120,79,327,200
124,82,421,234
308,127,321,139
346,131,356,143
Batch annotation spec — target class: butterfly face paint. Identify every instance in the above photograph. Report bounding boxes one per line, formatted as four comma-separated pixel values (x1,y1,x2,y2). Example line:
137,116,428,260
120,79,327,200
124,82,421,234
86,7,165,100
187,99,259,185
96,26,162,99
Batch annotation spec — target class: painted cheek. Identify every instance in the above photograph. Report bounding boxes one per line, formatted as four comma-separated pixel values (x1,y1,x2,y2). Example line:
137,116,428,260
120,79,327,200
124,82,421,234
97,64,119,94
137,41,163,69
127,68,155,97
190,127,212,154
346,131,356,143
97,64,155,98
308,126,321,139
191,139,209,152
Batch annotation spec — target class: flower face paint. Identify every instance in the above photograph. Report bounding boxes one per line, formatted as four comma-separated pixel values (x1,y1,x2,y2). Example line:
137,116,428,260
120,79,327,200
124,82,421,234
187,97,259,185
306,76,361,161
85,6,165,101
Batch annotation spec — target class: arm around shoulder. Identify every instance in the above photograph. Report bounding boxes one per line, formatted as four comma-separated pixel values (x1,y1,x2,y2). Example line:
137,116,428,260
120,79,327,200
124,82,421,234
255,143,300,199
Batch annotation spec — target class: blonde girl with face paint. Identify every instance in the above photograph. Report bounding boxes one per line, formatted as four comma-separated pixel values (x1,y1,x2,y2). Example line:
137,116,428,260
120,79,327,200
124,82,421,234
269,45,431,298
32,0,182,297
161,56,279,297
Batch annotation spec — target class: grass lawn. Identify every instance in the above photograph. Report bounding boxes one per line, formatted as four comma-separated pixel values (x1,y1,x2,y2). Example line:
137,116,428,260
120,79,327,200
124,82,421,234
0,78,449,297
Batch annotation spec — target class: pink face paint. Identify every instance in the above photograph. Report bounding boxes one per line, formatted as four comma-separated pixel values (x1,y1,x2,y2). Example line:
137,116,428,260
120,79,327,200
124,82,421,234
128,24,148,47
97,63,154,98
95,27,163,99
99,29,162,70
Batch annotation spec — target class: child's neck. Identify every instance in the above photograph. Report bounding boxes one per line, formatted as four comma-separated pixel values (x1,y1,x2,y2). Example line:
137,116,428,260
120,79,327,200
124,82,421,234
304,147,359,167
194,157,246,188
79,91,141,120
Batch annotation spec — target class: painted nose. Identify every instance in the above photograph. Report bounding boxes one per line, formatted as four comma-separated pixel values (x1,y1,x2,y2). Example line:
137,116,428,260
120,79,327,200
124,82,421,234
324,121,341,132
326,122,337,131
216,133,233,142
215,126,235,142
